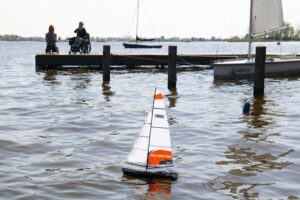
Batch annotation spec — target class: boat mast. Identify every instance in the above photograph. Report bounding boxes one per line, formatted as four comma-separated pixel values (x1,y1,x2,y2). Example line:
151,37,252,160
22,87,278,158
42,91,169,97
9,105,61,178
135,0,140,43
146,88,156,171
248,0,254,59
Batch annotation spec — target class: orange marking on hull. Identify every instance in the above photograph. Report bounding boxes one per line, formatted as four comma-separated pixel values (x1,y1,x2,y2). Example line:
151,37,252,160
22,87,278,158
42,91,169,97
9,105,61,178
148,150,172,165
154,93,163,100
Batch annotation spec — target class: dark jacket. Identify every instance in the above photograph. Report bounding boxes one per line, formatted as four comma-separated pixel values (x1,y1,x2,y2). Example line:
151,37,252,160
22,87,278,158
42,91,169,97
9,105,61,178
46,32,57,46
74,28,87,38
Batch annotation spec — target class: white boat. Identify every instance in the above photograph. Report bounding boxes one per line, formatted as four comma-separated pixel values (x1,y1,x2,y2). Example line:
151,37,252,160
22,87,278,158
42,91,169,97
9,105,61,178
213,0,300,79
122,89,177,180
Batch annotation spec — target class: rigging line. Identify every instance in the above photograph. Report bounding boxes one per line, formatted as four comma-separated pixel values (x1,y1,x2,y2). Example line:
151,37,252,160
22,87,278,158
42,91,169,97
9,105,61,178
114,54,187,65
114,54,168,64
216,0,241,54
113,54,188,65
146,88,157,171
177,56,194,66
141,0,158,38
126,3,139,38
136,0,140,39
248,0,254,59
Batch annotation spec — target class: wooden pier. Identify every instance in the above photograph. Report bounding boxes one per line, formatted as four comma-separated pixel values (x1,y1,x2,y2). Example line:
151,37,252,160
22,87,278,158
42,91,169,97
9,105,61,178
35,45,294,71
35,45,290,89
35,47,251,70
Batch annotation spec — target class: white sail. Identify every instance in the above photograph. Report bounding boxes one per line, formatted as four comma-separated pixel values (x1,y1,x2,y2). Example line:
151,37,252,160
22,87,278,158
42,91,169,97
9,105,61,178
126,112,151,166
147,90,173,167
252,0,284,36
126,89,173,168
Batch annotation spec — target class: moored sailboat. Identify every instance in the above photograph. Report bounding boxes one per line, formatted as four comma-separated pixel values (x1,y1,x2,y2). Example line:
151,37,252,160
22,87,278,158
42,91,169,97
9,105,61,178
123,0,162,49
213,0,300,79
122,89,177,180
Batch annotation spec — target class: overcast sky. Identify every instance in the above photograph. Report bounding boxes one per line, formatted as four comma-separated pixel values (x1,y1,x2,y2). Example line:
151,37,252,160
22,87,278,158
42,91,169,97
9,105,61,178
1,0,300,38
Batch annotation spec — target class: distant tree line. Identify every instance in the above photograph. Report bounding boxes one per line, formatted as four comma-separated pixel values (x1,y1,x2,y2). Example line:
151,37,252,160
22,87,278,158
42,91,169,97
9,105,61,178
0,35,224,42
1,23,300,42
228,22,300,42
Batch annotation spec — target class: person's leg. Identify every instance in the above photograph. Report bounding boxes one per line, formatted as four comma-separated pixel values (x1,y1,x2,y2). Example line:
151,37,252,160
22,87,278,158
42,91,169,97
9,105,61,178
55,45,59,53
45,45,51,53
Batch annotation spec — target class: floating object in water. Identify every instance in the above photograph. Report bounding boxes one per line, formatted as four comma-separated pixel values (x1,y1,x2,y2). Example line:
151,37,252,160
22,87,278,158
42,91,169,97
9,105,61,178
122,89,178,180
243,99,251,114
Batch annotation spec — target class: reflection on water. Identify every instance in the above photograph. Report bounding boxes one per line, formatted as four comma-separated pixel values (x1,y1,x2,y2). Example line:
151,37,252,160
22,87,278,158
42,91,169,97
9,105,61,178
71,74,91,90
216,146,293,177
208,93,295,199
145,183,172,200
249,97,269,129
43,70,59,85
240,96,276,140
122,177,172,200
209,145,294,199
208,178,271,199
213,78,253,87
209,117,294,199
102,82,115,102
166,88,179,108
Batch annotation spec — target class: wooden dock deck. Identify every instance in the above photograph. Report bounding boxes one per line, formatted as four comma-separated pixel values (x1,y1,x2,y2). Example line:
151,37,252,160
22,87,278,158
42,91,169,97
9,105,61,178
35,44,291,71
35,53,248,70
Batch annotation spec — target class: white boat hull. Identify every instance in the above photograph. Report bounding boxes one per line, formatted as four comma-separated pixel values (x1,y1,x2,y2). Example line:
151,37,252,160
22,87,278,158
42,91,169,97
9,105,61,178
213,58,300,79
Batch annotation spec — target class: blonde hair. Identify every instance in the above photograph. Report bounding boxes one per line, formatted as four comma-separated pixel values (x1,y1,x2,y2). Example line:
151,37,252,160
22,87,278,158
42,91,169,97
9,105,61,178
49,25,54,33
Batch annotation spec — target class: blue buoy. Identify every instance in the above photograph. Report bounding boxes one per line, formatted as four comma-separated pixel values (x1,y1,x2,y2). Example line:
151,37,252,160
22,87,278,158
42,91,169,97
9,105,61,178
243,100,251,114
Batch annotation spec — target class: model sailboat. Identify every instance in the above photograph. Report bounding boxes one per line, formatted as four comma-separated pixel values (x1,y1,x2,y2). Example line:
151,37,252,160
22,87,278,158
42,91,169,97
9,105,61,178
123,0,162,49
122,89,177,180
213,0,300,79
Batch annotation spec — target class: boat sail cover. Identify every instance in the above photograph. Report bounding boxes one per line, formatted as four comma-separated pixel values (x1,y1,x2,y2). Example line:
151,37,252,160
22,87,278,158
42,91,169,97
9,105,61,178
123,89,176,179
252,0,284,36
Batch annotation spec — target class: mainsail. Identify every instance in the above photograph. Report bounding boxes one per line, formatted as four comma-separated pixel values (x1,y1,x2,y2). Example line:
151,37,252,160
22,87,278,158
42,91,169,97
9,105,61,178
147,90,172,168
248,0,285,58
252,0,284,36
123,89,177,179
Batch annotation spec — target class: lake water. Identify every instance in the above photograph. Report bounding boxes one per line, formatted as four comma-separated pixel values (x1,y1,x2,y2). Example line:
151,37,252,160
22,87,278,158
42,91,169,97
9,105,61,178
0,41,300,199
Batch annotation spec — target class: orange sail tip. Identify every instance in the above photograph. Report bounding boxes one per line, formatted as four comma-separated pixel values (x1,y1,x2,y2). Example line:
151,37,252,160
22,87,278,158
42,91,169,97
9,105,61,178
148,150,172,165
154,93,164,100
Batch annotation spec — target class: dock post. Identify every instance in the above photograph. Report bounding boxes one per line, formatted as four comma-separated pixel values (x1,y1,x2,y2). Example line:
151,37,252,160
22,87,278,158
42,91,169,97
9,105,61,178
254,46,266,98
168,46,177,89
103,45,111,82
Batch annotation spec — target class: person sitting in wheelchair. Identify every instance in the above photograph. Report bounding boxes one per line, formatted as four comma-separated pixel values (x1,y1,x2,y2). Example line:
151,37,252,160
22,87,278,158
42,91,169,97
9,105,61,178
74,21,87,47
69,21,91,54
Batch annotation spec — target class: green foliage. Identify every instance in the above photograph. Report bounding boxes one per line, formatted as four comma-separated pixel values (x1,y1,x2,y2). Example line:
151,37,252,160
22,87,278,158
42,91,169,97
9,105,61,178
228,36,243,42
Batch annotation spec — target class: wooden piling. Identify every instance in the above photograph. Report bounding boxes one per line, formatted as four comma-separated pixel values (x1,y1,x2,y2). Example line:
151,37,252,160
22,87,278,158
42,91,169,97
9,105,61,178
168,46,177,89
253,46,266,98
103,45,111,82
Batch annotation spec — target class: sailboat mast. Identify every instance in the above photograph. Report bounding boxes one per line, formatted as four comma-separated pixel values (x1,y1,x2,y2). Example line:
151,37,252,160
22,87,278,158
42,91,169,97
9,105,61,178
135,0,140,43
248,0,254,59
146,88,156,171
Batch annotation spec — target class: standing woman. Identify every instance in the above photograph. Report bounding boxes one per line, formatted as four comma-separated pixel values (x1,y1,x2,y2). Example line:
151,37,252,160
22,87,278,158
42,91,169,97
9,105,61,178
45,25,59,53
